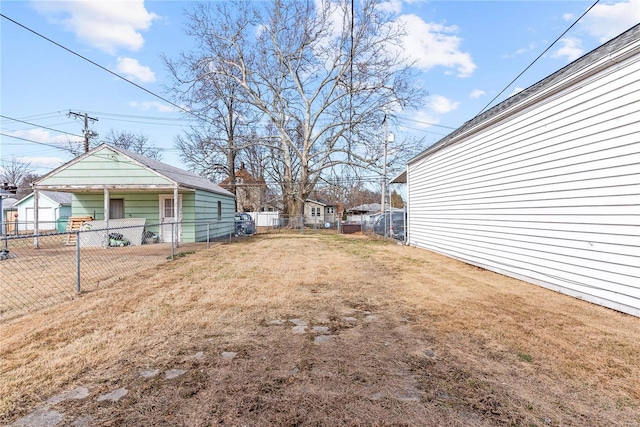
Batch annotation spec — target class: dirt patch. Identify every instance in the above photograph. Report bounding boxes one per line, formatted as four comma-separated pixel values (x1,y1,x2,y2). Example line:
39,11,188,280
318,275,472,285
1,233,639,426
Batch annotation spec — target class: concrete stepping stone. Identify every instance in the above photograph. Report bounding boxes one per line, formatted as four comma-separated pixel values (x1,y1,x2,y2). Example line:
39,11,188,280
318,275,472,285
395,389,421,402
314,335,337,344
289,318,308,326
423,349,435,358
165,369,187,379
46,387,89,405
291,325,307,334
193,351,205,359
71,416,94,427
97,387,128,402
344,317,357,323
221,351,238,360
140,369,160,379
11,408,64,427
311,326,330,333
364,314,379,322
369,392,385,400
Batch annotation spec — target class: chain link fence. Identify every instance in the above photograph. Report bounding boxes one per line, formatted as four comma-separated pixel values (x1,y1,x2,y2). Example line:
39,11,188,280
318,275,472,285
247,213,342,234
0,219,249,322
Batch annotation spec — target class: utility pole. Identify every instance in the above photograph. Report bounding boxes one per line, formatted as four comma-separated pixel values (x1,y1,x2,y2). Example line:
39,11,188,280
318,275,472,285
68,111,98,153
381,115,388,215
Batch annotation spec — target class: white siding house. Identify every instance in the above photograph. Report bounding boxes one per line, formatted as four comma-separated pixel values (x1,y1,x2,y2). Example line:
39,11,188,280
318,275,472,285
405,24,640,317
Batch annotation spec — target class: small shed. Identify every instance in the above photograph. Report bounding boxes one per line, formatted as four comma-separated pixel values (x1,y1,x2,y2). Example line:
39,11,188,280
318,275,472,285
403,24,640,317
33,144,236,243
13,191,71,233
304,199,337,226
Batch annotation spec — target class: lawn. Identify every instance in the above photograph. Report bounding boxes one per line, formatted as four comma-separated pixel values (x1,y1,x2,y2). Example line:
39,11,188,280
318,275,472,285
1,233,639,426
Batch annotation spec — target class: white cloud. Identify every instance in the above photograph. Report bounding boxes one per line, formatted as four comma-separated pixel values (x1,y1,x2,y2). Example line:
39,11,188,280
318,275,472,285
33,0,159,54
502,43,537,58
397,15,476,78
562,13,574,22
377,0,403,14
20,156,67,168
116,57,156,83
508,87,525,98
129,100,176,113
552,37,583,62
5,128,80,145
469,89,486,99
401,109,441,130
581,0,640,43
428,95,459,114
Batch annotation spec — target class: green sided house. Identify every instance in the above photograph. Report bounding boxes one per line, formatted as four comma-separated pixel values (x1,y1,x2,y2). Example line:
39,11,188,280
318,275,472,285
33,143,236,244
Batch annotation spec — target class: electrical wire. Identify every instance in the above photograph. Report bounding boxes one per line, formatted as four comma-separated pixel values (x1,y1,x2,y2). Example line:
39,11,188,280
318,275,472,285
0,114,83,138
395,116,457,130
0,132,78,151
477,0,601,115
0,14,202,123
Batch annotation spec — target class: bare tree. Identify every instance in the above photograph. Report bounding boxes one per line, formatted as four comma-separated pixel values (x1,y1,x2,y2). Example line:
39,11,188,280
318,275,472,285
165,36,262,207
63,129,161,160
169,0,425,216
102,129,162,160
0,159,34,188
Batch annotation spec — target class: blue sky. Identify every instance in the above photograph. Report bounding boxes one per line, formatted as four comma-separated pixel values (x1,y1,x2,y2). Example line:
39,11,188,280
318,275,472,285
1,0,639,177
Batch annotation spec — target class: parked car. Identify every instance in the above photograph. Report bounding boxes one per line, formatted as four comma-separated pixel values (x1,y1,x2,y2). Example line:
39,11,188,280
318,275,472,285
234,212,255,236
372,210,405,241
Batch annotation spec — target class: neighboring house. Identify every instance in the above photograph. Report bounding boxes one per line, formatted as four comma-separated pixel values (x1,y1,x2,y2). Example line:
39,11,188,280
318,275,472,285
33,143,236,243
13,191,71,233
402,24,640,317
303,199,337,226
345,203,381,223
219,163,269,212
1,196,18,235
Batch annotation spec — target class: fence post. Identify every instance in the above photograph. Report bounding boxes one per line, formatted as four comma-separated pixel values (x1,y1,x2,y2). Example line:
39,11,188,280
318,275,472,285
75,230,81,293
170,222,175,259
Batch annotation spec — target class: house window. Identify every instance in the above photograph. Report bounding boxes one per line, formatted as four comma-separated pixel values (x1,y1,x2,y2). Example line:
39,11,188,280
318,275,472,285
217,201,222,220
327,207,334,214
311,207,317,217
164,198,174,218
110,199,124,219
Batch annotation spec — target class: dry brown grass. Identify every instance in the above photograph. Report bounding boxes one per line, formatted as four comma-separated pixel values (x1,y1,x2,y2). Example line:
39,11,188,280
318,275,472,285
1,233,639,426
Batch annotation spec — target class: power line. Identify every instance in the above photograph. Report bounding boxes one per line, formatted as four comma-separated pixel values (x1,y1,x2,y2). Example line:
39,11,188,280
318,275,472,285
395,116,457,129
0,114,83,138
477,0,601,115
0,111,65,123
0,13,198,121
0,132,77,151
80,111,195,122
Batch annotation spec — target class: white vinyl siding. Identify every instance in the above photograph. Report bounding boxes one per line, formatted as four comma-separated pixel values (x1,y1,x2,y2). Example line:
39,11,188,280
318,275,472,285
407,43,640,316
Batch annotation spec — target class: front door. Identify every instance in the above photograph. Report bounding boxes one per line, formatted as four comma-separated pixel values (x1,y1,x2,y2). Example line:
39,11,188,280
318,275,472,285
159,195,182,243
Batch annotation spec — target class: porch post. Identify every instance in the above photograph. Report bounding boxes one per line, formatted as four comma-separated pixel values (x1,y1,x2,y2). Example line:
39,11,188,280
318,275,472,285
33,188,39,248
104,188,110,247
173,186,179,248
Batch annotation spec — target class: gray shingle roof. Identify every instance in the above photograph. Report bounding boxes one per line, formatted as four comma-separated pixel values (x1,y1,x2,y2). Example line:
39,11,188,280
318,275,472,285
409,23,640,165
40,191,72,205
103,144,234,197
2,197,18,209
13,191,72,207
347,203,381,213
